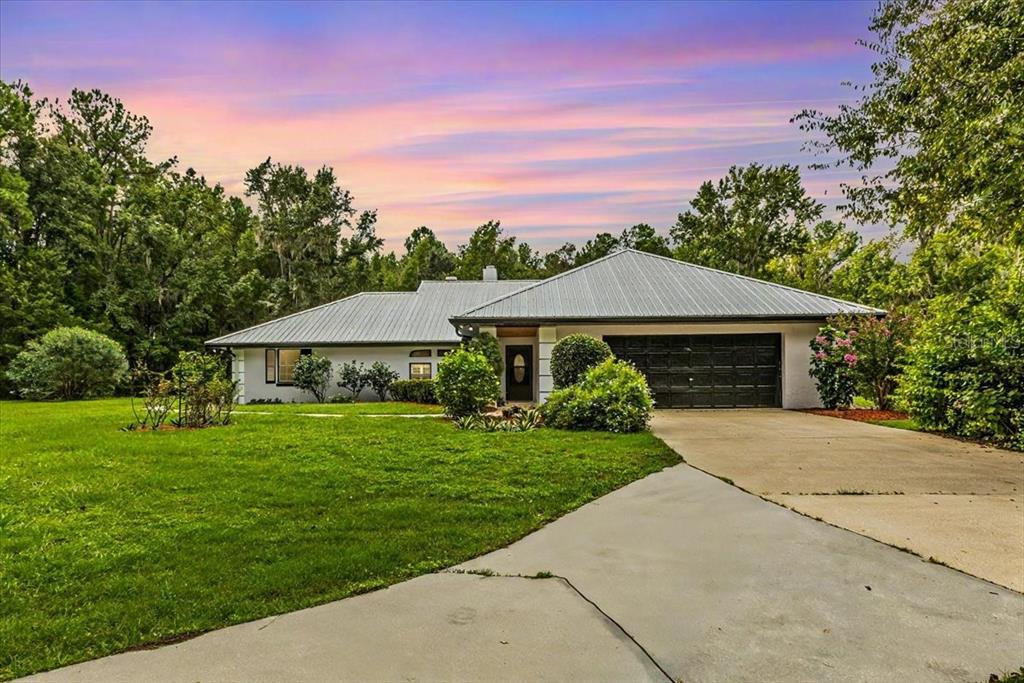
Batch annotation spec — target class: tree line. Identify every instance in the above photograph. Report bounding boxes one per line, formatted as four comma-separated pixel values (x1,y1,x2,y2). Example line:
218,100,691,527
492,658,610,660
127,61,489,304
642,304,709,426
1,0,1019,398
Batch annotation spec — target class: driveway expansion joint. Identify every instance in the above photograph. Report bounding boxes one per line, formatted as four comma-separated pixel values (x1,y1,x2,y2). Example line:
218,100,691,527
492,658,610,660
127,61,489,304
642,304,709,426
442,569,675,682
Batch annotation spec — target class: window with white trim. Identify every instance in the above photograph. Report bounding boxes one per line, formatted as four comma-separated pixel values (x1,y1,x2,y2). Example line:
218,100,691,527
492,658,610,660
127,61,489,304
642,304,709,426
409,362,432,380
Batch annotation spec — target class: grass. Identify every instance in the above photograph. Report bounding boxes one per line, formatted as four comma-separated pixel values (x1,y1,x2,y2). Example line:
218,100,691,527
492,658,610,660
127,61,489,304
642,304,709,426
866,417,921,431
234,400,443,415
0,399,678,680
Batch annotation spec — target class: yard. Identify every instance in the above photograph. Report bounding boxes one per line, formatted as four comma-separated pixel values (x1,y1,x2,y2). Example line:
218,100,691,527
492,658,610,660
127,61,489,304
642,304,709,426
0,399,678,680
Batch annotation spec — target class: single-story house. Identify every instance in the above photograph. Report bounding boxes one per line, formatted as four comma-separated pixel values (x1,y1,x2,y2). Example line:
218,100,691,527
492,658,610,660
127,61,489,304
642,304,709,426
206,249,883,408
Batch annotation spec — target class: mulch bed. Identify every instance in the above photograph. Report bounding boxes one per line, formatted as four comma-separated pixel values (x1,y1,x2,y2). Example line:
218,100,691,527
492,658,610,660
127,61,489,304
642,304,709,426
802,408,908,422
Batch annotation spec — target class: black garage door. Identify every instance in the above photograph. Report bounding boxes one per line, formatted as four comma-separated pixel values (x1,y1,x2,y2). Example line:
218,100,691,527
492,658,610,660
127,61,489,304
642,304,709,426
605,334,781,408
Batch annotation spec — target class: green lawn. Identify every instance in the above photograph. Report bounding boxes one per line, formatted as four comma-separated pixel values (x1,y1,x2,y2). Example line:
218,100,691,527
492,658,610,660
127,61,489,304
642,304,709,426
234,400,443,415
867,417,922,431
0,399,678,680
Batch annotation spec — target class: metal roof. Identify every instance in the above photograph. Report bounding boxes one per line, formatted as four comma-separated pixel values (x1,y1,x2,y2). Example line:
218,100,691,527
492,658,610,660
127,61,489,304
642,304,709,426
205,280,539,347
453,249,884,323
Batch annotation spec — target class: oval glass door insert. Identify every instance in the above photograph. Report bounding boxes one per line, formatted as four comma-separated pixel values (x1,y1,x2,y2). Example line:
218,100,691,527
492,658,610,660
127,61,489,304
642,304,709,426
513,353,526,383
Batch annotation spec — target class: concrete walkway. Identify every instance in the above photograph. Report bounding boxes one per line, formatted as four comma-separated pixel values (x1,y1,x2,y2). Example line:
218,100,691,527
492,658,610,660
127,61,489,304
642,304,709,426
651,409,1024,590
25,462,1023,682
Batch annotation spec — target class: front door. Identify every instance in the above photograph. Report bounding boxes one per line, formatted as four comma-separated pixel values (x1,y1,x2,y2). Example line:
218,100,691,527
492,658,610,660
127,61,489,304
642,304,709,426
505,345,534,401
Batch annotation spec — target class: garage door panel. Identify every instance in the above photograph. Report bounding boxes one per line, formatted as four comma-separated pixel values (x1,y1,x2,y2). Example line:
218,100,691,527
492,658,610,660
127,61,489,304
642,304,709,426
605,333,781,408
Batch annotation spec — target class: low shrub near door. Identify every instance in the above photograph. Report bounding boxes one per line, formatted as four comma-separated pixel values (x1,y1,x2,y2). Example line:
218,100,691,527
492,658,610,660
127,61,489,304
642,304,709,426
434,348,500,417
541,358,653,433
389,379,437,404
550,334,613,388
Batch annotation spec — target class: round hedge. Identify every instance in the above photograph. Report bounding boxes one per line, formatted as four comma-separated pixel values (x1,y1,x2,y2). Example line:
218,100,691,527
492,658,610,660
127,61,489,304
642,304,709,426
550,334,613,388
6,326,128,400
434,348,500,416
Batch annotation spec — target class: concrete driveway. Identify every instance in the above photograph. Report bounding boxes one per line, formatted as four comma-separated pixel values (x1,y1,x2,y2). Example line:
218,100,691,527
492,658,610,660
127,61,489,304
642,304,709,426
28,460,1024,682
651,409,1024,591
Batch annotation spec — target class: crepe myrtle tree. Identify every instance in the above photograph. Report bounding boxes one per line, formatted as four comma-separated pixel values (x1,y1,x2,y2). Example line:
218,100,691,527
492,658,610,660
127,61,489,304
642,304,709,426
337,360,369,399
366,361,399,401
293,353,333,403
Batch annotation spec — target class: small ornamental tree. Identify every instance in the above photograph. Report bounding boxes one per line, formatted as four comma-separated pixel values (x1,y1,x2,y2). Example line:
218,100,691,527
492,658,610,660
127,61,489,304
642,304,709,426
170,352,236,427
809,325,859,409
6,326,129,400
337,360,369,399
293,353,333,403
366,361,399,401
434,348,500,417
550,334,613,388
833,313,913,410
465,332,502,377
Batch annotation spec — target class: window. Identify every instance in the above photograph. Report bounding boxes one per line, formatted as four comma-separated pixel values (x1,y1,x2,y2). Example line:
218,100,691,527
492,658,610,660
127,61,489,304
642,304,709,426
277,349,301,384
410,349,431,358
265,349,276,383
409,362,432,380
437,349,452,357
513,353,526,383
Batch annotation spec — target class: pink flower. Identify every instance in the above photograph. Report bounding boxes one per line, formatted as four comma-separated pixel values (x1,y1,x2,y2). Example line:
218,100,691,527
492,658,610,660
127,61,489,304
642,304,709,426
815,351,827,360
844,353,858,364
814,335,827,344
836,338,852,347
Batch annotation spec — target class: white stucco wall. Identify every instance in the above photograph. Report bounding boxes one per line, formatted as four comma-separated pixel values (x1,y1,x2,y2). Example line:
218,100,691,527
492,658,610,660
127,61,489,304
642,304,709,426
233,345,456,403
543,321,824,409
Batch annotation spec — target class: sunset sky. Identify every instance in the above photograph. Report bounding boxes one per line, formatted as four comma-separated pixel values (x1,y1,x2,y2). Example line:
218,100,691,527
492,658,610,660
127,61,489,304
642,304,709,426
0,0,879,250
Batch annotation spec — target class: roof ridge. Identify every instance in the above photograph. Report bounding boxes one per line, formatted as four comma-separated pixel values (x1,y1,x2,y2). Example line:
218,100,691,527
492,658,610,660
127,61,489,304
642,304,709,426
456,249,628,317
619,248,884,312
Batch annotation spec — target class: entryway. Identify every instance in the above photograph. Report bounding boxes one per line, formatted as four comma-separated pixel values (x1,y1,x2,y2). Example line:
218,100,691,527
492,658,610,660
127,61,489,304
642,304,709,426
505,345,534,401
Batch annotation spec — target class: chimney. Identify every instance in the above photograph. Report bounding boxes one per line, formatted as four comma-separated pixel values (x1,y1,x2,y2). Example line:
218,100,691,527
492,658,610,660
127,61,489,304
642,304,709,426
483,265,498,281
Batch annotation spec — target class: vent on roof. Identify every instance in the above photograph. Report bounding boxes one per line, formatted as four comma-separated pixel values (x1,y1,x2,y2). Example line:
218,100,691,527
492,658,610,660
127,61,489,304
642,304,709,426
483,265,497,281
445,276,458,281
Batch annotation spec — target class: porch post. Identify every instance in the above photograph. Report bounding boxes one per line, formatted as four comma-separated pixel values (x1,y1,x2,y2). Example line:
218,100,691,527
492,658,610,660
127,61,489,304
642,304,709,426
233,350,246,404
538,326,556,403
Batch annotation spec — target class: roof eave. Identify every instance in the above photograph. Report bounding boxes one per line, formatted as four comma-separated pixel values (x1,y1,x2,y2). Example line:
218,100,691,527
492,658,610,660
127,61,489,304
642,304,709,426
450,312,884,326
204,339,462,349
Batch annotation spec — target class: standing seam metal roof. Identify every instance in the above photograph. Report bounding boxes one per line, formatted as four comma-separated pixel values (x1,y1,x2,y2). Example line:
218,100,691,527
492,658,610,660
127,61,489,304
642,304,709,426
205,280,540,346
452,249,884,322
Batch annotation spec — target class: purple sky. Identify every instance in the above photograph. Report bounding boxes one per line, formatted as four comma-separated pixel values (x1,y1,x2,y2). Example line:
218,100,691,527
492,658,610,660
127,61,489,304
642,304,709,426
0,0,878,249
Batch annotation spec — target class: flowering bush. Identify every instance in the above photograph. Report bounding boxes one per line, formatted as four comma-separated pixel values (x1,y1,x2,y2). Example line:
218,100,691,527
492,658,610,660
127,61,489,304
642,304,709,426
541,358,653,432
809,325,858,408
434,348,500,417
831,313,913,410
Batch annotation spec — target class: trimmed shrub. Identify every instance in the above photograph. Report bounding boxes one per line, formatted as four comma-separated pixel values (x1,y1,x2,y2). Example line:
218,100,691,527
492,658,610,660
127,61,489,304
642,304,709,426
898,284,1022,450
389,379,437,404
465,332,502,377
6,326,128,400
366,361,400,401
434,348,500,417
808,325,858,409
541,358,653,432
293,353,333,403
550,334,613,388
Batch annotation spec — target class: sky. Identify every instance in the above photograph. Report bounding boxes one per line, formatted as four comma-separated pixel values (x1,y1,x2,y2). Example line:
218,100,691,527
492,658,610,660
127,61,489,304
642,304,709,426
0,0,879,251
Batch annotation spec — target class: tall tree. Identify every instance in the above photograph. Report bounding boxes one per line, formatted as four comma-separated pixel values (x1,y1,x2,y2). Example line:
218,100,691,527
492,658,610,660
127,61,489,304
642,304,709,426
398,226,455,288
618,223,671,257
574,232,619,266
793,0,1023,250
454,220,540,279
764,220,861,296
671,163,821,278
